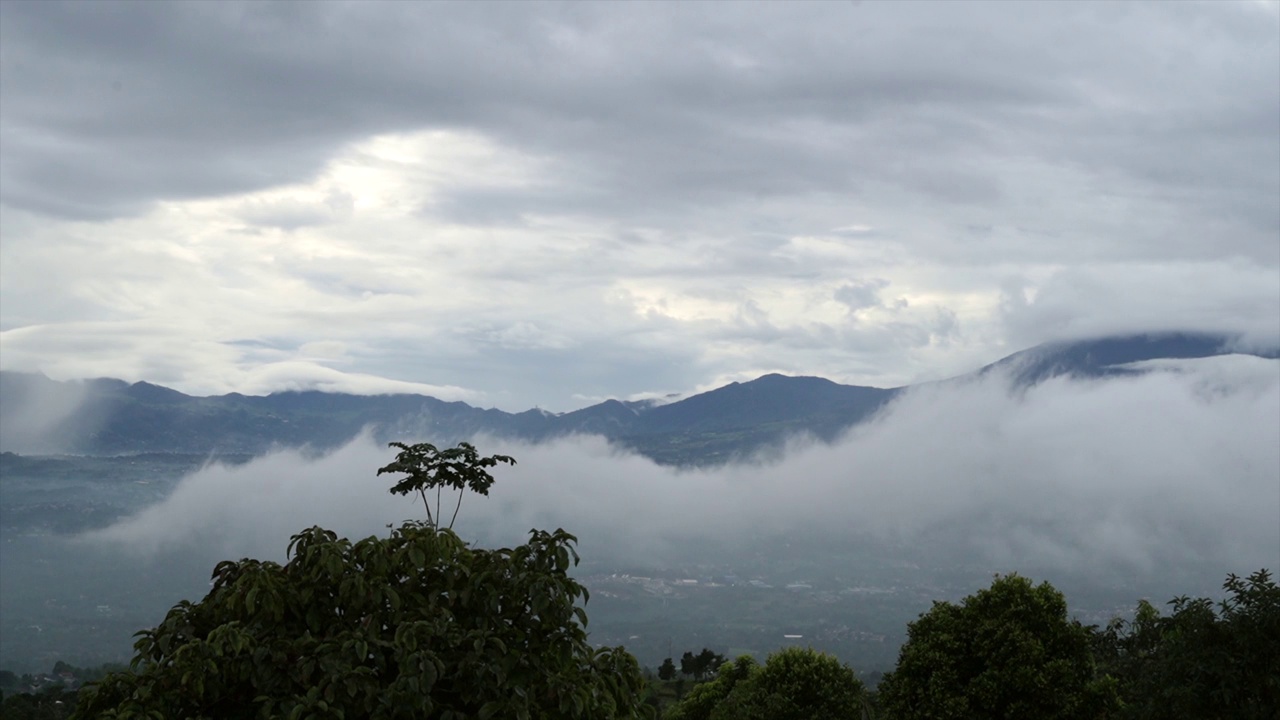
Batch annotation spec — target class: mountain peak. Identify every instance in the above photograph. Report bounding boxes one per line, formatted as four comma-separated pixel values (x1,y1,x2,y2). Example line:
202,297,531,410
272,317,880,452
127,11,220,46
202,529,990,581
987,331,1276,387
2,329,1273,463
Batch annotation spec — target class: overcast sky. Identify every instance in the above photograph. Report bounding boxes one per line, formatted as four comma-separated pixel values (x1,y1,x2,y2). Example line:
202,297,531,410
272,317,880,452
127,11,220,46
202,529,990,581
2,1,1277,411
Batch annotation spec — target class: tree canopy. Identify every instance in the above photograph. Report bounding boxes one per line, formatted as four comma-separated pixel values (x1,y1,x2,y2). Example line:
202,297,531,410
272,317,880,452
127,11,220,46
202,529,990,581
377,441,515,530
679,648,726,682
74,442,651,720
666,648,866,720
663,655,758,720
1094,568,1280,719
75,523,649,719
877,573,1118,720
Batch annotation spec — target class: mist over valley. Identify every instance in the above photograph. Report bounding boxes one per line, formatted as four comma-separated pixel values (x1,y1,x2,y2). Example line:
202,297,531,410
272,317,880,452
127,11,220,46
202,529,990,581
3,333,1276,674
2,4,1278,713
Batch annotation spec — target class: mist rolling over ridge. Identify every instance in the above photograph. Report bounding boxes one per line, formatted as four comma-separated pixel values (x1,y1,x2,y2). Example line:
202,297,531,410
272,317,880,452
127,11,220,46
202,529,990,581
2,333,1277,674
82,352,1280,588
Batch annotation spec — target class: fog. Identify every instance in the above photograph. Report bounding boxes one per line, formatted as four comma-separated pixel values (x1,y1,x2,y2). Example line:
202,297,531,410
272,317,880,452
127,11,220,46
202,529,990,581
0,374,91,454
83,355,1280,585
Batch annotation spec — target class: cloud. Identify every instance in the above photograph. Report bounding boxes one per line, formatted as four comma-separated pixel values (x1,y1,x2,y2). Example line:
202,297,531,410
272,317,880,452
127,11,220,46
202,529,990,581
833,278,890,313
229,362,478,399
83,356,1280,586
999,262,1280,348
0,323,478,401
235,189,356,231
1,2,1276,410
5,1,1276,234
78,433,407,558
0,372,90,454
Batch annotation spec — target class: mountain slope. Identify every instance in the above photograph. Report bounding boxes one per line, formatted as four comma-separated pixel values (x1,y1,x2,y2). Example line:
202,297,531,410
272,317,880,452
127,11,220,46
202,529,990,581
983,332,1278,387
2,331,1273,465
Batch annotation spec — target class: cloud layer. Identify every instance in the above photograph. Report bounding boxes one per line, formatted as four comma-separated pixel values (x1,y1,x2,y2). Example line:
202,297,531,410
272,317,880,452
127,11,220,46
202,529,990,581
85,356,1280,588
2,2,1277,409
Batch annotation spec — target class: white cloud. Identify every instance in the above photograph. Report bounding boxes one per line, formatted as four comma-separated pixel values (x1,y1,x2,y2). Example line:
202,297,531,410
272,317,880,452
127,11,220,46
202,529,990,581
229,362,478,400
0,2,1276,409
84,359,1280,585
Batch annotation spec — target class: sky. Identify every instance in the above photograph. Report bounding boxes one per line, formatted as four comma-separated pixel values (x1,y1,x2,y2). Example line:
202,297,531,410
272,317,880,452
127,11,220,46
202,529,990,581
1,1,1277,412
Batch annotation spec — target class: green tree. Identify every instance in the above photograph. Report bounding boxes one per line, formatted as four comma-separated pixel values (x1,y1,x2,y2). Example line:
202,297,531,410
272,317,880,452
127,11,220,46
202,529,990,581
1095,568,1279,719
667,648,868,720
714,647,867,720
679,648,726,682
75,523,649,719
74,444,651,719
658,658,678,681
665,655,758,720
877,573,1118,720
695,648,726,679
377,441,515,530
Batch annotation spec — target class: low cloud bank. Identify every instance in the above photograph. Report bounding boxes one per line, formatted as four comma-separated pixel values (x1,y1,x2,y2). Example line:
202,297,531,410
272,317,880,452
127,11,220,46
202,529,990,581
84,355,1280,582
0,373,92,454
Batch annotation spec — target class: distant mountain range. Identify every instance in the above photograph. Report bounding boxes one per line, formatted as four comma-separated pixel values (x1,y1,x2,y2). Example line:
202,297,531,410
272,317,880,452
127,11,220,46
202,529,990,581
2,332,1275,466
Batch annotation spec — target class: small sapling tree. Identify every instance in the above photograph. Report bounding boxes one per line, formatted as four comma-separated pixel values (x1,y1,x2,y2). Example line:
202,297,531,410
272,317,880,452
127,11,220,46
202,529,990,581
377,441,515,530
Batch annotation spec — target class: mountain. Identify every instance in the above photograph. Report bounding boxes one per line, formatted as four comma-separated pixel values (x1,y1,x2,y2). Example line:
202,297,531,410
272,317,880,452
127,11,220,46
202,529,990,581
982,332,1278,387
2,331,1273,465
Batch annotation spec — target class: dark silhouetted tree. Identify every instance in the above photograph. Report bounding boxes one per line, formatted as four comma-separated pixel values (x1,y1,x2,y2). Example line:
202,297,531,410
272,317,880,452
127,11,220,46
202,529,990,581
679,648,726,682
377,441,514,530
1095,568,1279,719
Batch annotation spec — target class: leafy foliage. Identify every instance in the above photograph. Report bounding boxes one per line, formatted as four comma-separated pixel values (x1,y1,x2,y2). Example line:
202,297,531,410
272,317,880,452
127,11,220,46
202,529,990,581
74,523,651,719
377,441,515,529
717,647,867,720
0,686,78,720
658,658,678,681
877,574,1118,720
664,655,758,720
1095,568,1280,719
666,648,866,720
679,648,726,681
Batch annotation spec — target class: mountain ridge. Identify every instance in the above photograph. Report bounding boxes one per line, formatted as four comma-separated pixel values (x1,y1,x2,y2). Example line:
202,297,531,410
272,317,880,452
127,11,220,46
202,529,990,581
2,331,1274,466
